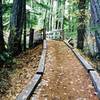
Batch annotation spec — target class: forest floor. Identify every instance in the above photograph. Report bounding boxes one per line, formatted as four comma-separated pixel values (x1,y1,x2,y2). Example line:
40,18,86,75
0,44,42,100
31,40,99,100
78,50,100,75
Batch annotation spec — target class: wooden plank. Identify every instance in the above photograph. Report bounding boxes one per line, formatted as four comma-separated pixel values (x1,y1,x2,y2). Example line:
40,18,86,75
43,40,47,49
16,39,47,100
36,49,46,74
64,39,100,98
16,74,41,100
90,71,100,98
73,49,94,72
64,40,74,49
64,40,94,72
47,29,63,34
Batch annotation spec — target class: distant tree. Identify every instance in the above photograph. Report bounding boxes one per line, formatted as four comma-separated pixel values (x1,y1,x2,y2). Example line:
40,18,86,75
49,0,53,31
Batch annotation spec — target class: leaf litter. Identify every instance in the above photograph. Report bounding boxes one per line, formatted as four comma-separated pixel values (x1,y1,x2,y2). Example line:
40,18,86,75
0,44,42,100
31,40,99,100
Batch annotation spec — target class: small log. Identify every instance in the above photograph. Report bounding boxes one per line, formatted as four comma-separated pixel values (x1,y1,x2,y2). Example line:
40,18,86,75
43,39,47,49
73,49,94,72
36,49,46,75
16,74,41,100
90,71,100,98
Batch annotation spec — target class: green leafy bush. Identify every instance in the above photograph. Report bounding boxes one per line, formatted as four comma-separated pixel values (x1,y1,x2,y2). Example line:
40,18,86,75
0,51,13,67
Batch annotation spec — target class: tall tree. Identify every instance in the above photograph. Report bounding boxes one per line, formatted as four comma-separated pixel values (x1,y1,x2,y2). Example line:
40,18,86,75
23,0,26,51
49,0,53,31
8,0,25,56
90,0,100,53
77,0,86,49
61,0,66,30
0,0,5,53
29,28,34,48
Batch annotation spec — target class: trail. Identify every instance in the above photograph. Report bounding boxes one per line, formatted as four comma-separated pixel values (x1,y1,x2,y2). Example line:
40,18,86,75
31,40,98,100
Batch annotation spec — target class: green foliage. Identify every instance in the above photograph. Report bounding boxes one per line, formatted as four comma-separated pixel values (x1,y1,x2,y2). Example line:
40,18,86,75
90,24,100,32
2,3,12,13
0,51,13,66
2,2,11,32
35,1,50,10
30,15,38,26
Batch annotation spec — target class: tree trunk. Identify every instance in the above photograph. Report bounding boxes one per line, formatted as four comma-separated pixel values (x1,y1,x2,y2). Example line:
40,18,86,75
61,0,65,30
0,0,5,53
90,0,100,53
55,20,58,29
77,24,86,49
8,0,24,56
0,0,5,67
29,28,34,48
23,0,26,51
77,0,86,49
43,28,46,40
49,0,52,31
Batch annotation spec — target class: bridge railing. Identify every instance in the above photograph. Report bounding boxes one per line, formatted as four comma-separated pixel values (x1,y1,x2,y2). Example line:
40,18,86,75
26,28,46,48
46,29,64,40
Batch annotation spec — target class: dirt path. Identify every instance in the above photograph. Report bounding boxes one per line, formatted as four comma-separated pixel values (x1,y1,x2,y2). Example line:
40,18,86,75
31,40,98,100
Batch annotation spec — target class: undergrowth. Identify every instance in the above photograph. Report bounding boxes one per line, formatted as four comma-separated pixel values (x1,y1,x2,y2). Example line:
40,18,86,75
0,51,15,95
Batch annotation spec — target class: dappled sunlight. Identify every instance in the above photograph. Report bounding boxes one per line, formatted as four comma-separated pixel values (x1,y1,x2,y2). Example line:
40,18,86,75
0,0,100,100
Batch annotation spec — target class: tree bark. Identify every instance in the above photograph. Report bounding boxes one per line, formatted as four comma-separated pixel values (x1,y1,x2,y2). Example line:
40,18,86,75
29,28,34,48
0,0,5,67
0,0,5,53
77,0,86,49
23,0,26,51
90,0,100,53
8,0,24,56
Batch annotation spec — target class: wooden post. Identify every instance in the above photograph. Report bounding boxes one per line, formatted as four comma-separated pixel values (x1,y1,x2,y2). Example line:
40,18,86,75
29,28,34,48
60,30,64,40
43,28,46,40
62,30,64,40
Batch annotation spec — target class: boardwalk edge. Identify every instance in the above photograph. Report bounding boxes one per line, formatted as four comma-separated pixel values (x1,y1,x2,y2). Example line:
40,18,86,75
89,71,100,98
64,39,100,99
16,39,47,100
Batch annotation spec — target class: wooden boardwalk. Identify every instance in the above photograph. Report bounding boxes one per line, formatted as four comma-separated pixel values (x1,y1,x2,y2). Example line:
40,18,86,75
31,40,98,100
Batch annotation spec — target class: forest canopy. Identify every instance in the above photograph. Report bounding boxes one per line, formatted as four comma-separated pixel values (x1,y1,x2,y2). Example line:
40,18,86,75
0,0,100,68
